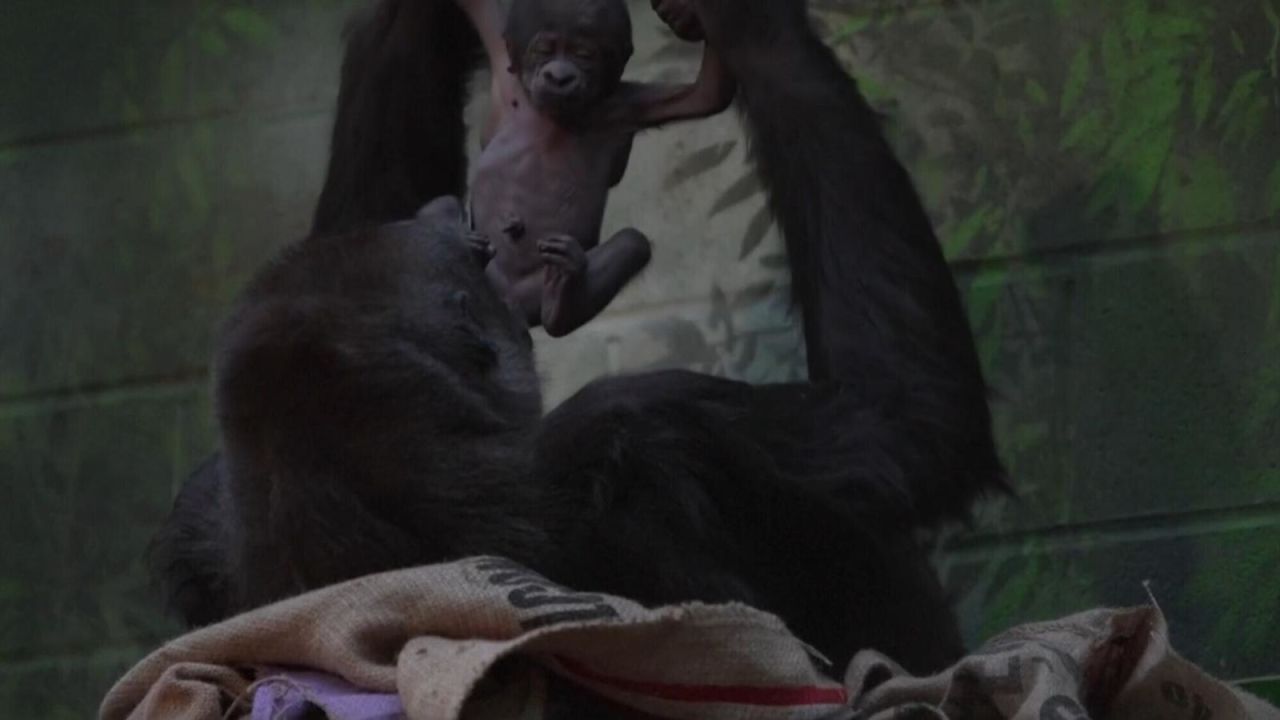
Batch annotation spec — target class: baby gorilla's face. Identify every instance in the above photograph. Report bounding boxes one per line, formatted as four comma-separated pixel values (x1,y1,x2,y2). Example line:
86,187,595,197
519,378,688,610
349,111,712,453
519,32,612,119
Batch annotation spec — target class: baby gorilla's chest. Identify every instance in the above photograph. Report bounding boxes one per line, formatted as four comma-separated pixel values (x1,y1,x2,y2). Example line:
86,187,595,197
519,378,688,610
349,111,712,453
470,120,633,252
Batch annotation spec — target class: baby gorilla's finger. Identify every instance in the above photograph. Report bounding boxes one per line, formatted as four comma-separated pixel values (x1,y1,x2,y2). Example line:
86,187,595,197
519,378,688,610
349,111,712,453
466,233,495,264
540,254,576,272
541,236,586,262
538,240,586,274
537,235,573,252
538,243,571,263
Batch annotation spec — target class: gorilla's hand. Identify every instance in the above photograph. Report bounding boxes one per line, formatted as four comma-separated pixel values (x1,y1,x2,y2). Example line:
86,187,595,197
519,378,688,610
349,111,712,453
651,0,704,41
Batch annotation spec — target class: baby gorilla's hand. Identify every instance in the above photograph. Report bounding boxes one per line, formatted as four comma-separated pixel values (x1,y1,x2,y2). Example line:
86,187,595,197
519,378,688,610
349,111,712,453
465,230,495,268
651,0,705,41
538,235,587,280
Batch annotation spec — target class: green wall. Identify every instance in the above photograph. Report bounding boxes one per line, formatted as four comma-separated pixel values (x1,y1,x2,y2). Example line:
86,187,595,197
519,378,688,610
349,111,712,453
1,0,1277,716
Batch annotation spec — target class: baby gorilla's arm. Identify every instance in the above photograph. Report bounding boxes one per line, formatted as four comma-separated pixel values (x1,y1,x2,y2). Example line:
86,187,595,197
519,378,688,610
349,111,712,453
616,43,736,128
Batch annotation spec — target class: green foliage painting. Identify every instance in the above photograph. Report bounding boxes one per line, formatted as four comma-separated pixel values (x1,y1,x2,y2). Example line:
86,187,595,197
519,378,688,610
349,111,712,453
0,2,353,716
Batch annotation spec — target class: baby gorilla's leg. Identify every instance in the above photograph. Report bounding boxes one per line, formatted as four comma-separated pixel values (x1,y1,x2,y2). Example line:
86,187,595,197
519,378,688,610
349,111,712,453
540,228,652,337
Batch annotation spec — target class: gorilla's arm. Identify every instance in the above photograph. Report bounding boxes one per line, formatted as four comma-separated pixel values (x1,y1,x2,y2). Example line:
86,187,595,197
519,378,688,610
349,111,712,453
685,0,1008,523
311,0,483,236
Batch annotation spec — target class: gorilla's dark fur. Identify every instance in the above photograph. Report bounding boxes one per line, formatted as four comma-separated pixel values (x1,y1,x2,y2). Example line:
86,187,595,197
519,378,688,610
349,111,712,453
150,0,1006,675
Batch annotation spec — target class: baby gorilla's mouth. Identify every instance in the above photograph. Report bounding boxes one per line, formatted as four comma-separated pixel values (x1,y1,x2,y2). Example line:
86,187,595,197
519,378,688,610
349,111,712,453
533,87,590,119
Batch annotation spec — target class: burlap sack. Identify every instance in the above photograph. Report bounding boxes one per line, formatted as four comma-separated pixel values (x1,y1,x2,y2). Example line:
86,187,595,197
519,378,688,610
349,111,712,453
100,557,847,720
101,556,1280,720
846,606,1280,720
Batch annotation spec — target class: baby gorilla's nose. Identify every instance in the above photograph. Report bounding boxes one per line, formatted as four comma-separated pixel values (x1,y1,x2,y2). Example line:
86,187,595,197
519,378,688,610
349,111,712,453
541,61,581,91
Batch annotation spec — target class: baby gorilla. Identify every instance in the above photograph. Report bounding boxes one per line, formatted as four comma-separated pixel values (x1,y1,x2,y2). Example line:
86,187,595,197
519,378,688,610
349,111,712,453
456,0,736,336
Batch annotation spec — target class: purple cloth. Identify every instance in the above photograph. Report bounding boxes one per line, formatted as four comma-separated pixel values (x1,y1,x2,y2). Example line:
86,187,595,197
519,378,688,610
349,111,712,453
251,667,406,720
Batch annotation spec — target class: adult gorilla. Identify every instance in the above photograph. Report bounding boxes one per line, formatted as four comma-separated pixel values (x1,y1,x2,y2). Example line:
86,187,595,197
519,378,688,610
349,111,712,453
150,0,1006,676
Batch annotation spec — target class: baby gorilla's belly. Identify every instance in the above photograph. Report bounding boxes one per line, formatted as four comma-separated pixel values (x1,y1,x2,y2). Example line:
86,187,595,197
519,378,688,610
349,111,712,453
469,140,611,280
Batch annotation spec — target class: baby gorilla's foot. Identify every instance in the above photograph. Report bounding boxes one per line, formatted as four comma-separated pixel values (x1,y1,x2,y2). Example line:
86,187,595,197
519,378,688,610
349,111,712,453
539,235,588,336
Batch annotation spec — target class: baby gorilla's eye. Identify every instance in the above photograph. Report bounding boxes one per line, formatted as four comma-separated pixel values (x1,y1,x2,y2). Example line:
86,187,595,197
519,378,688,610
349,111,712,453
529,34,557,55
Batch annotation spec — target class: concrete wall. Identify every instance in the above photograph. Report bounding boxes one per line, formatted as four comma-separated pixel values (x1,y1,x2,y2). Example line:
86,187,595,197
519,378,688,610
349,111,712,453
2,0,1277,714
